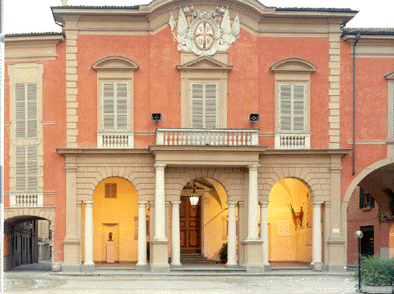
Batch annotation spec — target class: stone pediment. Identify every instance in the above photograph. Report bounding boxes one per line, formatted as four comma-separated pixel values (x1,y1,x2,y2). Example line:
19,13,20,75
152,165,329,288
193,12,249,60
384,71,394,80
270,58,317,73
92,56,139,71
176,56,233,72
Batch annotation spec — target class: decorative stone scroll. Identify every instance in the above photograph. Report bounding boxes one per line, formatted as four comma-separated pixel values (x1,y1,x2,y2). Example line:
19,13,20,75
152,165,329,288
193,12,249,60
169,6,240,56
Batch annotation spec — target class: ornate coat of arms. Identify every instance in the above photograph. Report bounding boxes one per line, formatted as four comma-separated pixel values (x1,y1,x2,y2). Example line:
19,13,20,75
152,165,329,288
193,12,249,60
169,6,240,56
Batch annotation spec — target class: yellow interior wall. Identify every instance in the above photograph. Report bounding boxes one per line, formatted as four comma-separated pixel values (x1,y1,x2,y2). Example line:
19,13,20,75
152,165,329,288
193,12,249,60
82,177,139,263
202,180,228,260
389,224,394,259
268,178,312,263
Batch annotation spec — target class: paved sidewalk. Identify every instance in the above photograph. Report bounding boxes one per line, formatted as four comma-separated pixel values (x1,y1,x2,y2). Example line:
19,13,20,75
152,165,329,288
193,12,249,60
4,262,358,294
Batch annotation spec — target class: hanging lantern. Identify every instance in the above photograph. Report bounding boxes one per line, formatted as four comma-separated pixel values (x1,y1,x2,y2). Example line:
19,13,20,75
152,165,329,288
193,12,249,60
189,188,200,208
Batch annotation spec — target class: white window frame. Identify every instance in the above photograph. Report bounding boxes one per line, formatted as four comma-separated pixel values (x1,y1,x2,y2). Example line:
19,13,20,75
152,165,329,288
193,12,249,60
102,82,129,132
15,82,38,139
191,83,218,129
279,84,306,133
15,145,38,192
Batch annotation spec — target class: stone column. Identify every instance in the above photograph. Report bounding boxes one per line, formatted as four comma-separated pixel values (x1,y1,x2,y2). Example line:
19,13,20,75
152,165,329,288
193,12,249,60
226,201,238,267
151,163,169,272
154,164,167,242
242,164,263,272
81,200,94,272
312,201,324,269
62,155,81,272
260,201,271,270
171,201,182,268
136,201,149,271
246,165,259,241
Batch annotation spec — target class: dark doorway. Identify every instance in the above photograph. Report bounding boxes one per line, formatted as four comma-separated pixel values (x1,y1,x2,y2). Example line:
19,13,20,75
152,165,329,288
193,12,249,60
360,226,374,256
180,196,201,252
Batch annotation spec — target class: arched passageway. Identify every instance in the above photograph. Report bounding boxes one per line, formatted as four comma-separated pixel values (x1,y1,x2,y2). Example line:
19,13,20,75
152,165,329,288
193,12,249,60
82,177,145,265
268,178,313,266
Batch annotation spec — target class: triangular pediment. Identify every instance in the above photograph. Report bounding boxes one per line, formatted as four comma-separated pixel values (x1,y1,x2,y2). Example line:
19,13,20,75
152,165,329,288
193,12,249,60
92,56,139,71
176,56,233,72
270,58,317,73
385,71,394,80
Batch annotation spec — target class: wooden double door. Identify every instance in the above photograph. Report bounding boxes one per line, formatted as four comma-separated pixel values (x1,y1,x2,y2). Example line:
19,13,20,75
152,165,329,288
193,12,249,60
180,196,201,252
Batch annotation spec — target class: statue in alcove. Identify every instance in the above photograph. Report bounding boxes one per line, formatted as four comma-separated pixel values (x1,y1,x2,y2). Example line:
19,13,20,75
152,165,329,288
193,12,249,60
108,232,113,241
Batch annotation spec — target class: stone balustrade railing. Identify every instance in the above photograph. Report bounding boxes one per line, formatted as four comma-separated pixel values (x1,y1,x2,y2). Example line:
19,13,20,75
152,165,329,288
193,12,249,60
156,128,259,146
275,133,311,149
97,132,134,148
9,193,43,207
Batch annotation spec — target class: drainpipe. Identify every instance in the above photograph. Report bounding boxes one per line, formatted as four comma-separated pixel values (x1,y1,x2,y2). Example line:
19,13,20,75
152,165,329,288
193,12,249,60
353,33,361,176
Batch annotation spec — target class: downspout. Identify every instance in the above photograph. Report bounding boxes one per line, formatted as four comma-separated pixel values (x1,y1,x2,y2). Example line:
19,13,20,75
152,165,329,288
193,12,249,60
353,33,361,176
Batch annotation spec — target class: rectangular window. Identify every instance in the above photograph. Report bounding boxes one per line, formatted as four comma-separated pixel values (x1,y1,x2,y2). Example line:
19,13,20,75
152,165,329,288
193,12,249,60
359,187,375,209
15,83,38,139
103,82,128,131
15,145,38,192
191,83,217,129
105,183,117,198
279,84,305,132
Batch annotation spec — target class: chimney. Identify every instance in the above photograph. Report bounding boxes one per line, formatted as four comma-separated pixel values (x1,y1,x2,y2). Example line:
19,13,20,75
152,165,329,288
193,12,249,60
61,0,68,6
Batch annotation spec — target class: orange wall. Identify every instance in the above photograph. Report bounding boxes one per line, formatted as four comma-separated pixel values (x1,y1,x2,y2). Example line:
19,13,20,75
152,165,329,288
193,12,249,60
340,39,394,201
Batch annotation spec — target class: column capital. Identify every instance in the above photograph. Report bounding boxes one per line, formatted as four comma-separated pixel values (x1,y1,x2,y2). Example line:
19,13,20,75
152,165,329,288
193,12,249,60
83,200,94,205
248,164,260,171
226,201,238,206
154,163,166,169
259,201,269,207
137,200,148,205
312,201,324,206
171,201,182,205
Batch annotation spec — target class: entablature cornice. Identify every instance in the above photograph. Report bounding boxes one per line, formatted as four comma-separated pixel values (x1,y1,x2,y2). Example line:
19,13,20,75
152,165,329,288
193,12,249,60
5,34,64,61
149,145,267,166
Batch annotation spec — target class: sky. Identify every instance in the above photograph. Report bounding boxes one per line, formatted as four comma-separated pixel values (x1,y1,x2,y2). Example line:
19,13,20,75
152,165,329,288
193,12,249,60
2,0,394,34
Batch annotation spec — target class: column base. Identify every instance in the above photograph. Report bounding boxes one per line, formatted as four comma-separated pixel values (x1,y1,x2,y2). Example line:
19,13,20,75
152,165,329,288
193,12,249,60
264,264,272,271
136,264,151,271
80,264,95,272
170,264,183,269
242,239,264,272
150,240,170,273
313,262,323,271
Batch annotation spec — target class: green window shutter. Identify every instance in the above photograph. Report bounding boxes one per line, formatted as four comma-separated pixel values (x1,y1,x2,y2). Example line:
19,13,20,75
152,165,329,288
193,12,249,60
191,84,204,128
370,195,375,208
205,84,217,128
103,83,115,130
27,83,38,138
116,83,128,130
279,84,292,132
15,83,26,138
359,187,364,209
15,146,27,191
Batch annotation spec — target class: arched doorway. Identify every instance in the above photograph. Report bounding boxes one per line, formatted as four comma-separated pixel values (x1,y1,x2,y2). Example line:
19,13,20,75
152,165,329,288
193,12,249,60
177,177,230,263
82,177,144,265
4,211,54,271
268,178,313,266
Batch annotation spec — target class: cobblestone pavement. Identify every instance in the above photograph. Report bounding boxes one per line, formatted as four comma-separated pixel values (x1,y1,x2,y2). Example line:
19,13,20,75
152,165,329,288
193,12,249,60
4,273,357,294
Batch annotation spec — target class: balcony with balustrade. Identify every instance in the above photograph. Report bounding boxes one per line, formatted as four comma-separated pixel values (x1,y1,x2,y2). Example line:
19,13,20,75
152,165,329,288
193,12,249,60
274,133,311,149
155,128,259,146
9,193,44,207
